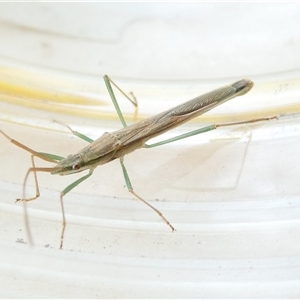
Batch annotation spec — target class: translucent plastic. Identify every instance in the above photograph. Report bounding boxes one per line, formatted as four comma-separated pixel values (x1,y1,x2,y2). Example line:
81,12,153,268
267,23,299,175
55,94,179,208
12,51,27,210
1,3,300,298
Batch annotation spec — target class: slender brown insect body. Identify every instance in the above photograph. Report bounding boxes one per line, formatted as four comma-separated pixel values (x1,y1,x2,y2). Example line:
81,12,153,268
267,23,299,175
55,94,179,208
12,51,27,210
53,79,254,175
0,76,276,248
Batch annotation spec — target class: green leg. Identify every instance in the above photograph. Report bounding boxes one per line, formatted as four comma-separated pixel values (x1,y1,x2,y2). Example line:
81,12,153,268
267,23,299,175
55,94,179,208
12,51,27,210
57,75,138,139
18,150,63,202
119,157,175,231
59,169,94,249
1,129,65,202
0,129,63,163
144,124,216,148
17,154,63,247
103,75,138,128
17,153,63,204
144,116,277,148
38,152,65,161
54,120,94,143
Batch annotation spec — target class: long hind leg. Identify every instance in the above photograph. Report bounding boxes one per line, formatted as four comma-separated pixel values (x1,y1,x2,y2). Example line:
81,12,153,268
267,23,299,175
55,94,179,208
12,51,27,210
103,75,138,128
119,157,175,231
0,129,64,245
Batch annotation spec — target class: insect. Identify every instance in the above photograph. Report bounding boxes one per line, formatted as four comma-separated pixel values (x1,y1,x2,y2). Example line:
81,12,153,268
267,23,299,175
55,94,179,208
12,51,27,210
0,75,277,249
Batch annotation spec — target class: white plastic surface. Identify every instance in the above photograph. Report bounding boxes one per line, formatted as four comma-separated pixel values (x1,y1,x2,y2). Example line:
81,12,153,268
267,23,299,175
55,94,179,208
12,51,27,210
0,3,300,298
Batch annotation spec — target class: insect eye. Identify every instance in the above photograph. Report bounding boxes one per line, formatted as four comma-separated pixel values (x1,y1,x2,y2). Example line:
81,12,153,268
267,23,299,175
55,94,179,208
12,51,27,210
72,163,81,170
